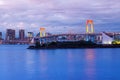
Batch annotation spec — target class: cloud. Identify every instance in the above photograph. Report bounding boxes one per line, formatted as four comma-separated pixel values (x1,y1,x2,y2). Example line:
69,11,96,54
0,0,120,33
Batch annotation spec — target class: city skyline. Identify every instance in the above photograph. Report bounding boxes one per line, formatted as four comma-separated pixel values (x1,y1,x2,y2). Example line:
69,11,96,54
0,0,120,33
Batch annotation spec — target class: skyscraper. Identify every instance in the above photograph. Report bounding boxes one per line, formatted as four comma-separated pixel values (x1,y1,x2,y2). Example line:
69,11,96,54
0,32,2,40
19,29,25,40
6,29,15,41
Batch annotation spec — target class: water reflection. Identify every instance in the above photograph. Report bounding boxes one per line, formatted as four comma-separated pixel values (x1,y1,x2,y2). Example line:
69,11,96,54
85,49,96,80
0,45,120,80
25,50,48,79
25,51,35,74
67,50,74,79
39,50,48,79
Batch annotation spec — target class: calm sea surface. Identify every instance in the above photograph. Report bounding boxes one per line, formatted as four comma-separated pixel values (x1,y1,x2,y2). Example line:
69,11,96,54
0,45,120,80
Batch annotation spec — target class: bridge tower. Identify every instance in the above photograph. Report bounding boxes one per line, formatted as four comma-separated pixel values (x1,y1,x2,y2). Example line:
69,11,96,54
86,20,94,33
40,27,46,37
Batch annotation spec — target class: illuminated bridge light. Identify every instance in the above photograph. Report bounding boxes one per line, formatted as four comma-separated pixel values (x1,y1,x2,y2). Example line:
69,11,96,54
86,20,94,33
40,27,46,37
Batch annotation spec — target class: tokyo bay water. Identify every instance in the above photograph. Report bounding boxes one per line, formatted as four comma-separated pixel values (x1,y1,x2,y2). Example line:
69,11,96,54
0,45,120,80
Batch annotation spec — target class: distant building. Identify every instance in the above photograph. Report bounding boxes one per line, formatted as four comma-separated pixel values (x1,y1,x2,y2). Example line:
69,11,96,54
27,32,34,38
6,29,15,41
27,32,34,42
113,33,120,40
102,32,113,44
0,32,2,44
0,32,2,40
45,32,52,36
19,29,25,40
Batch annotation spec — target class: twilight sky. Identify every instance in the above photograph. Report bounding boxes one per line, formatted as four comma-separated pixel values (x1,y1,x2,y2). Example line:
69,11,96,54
0,0,120,34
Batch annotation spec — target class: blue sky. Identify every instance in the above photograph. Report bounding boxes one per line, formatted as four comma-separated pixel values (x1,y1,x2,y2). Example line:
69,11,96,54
0,0,120,34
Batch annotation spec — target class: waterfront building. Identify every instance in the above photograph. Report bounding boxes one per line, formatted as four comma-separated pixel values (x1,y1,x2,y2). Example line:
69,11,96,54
27,32,34,38
0,32,2,44
103,32,120,43
103,32,120,40
19,29,25,40
113,33,120,40
102,32,113,44
0,32,2,40
6,29,15,41
27,32,34,42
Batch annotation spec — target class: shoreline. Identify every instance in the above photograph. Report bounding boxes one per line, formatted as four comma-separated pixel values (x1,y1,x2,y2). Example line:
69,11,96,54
28,41,120,49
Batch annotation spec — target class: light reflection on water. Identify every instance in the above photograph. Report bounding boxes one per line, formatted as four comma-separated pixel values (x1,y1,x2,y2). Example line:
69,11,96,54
67,50,75,79
85,49,96,80
26,51,35,74
0,45,120,80
39,51,48,79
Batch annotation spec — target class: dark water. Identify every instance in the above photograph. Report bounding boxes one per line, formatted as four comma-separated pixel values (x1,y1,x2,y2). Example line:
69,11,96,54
0,45,120,80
